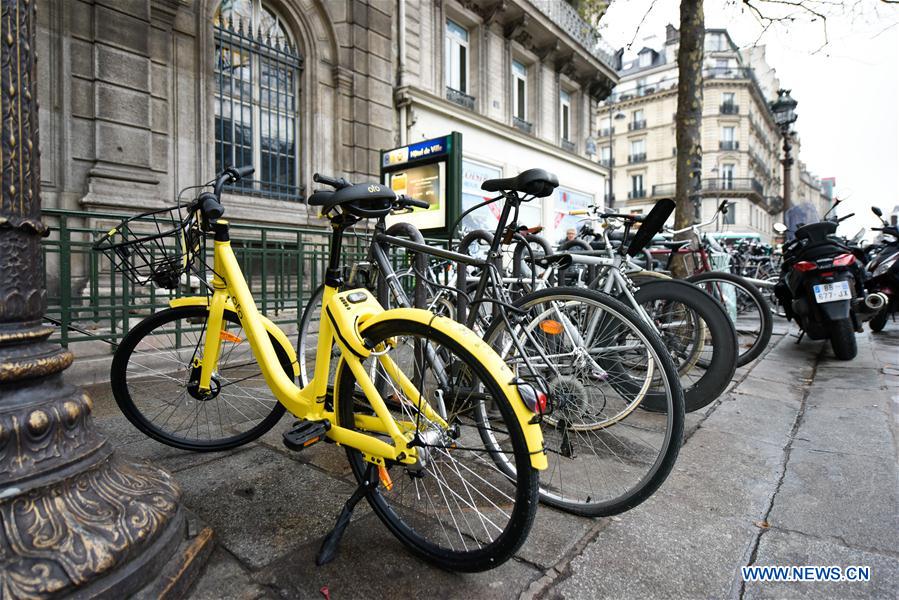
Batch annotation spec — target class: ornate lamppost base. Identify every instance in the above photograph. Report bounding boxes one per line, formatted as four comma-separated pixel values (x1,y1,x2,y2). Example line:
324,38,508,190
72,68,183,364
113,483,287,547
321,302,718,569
0,371,214,599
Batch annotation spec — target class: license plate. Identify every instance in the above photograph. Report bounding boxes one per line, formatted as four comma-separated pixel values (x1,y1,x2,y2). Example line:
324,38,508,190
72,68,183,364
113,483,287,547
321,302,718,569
813,281,851,303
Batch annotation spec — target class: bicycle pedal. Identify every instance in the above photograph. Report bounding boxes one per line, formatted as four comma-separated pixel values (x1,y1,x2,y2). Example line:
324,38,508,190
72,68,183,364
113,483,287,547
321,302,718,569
282,420,330,451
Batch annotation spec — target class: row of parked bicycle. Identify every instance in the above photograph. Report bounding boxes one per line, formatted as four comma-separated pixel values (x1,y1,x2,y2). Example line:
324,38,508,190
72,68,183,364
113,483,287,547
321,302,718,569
92,166,895,572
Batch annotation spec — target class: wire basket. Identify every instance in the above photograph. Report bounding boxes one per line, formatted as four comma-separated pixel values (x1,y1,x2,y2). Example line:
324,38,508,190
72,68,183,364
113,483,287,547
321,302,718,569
93,205,202,289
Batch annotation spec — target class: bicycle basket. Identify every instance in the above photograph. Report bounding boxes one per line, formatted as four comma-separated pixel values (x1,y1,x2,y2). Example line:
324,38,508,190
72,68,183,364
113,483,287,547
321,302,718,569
92,205,201,289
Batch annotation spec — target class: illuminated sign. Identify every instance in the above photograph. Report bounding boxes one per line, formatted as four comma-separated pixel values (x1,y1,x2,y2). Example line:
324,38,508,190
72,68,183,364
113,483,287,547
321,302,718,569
382,136,451,168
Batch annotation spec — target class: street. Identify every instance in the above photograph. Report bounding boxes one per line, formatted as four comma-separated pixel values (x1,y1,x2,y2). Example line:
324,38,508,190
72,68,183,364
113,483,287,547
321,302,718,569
85,324,899,600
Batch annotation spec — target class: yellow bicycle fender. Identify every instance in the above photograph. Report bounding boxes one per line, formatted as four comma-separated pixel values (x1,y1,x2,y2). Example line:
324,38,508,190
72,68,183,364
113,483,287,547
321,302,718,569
358,308,547,470
168,296,300,378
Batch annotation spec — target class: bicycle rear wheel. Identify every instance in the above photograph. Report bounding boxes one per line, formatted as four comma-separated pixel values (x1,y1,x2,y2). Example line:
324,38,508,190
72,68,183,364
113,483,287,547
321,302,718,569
481,287,684,517
687,271,773,366
111,306,288,451
633,279,738,412
336,318,539,571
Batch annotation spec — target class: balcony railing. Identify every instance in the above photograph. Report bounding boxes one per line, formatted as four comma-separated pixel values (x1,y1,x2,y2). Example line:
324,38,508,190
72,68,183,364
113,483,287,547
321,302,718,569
628,120,647,131
446,87,475,110
628,153,647,164
651,178,764,197
513,116,533,134
529,0,616,69
628,190,647,199
599,158,614,168
598,127,614,137
720,103,740,114
719,140,739,150
561,139,576,153
604,193,615,204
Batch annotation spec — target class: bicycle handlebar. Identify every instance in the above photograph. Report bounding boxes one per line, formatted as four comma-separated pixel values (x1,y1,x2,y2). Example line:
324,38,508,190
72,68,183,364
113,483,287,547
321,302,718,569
313,172,351,190
397,195,430,210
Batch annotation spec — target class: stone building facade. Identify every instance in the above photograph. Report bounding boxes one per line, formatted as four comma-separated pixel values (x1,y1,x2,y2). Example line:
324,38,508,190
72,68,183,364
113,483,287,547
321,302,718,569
598,26,796,242
37,0,616,240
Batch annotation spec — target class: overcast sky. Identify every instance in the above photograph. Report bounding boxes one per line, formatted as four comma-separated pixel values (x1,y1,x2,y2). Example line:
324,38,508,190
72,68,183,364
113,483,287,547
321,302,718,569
598,0,899,236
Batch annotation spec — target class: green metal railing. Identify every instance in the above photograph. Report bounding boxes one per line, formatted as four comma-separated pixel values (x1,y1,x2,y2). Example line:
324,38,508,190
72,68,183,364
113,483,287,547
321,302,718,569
41,208,419,349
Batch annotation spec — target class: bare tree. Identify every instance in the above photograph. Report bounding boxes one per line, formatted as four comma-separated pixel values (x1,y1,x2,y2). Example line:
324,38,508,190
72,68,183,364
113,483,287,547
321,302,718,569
671,0,705,275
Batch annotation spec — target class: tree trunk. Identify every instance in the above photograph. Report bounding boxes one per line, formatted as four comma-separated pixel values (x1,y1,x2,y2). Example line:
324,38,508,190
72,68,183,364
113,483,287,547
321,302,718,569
671,0,704,277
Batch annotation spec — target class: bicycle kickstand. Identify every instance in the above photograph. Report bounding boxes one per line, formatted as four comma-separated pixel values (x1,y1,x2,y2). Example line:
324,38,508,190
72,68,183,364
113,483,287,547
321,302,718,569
316,463,378,566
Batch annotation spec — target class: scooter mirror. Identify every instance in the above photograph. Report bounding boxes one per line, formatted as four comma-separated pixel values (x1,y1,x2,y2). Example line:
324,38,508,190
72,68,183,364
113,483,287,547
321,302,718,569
719,200,729,214
871,206,883,218
773,223,788,234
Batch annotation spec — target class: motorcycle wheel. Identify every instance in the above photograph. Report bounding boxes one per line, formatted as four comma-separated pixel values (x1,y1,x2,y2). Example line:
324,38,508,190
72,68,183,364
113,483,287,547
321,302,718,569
829,319,858,360
869,309,889,333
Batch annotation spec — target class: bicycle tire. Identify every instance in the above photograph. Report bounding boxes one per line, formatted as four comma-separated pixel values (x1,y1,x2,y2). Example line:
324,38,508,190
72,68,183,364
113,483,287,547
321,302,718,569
481,287,684,517
633,280,738,412
111,306,288,451
336,318,539,571
687,271,773,366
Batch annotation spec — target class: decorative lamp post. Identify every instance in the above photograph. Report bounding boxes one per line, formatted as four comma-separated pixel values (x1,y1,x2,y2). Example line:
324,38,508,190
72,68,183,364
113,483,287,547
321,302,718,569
770,89,798,214
0,0,203,596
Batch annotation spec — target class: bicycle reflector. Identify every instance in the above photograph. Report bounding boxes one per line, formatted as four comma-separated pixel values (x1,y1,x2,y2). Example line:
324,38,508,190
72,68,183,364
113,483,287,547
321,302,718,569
793,261,817,272
538,319,563,335
517,381,548,415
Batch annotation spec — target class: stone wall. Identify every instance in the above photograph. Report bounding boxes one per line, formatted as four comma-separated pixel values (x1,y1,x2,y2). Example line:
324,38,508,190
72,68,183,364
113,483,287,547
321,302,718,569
36,0,394,226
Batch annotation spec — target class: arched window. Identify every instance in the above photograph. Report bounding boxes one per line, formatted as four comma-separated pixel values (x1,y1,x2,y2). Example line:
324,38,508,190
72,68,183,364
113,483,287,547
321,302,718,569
214,1,302,199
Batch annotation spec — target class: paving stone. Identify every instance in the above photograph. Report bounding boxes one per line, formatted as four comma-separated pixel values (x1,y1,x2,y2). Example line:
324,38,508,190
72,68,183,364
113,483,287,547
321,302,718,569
553,500,757,600
793,403,894,459
186,547,267,600
809,366,885,391
253,512,542,599
94,413,250,473
768,448,899,554
703,393,799,444
731,378,804,404
514,506,594,570
656,428,785,519
743,529,899,600
176,445,359,569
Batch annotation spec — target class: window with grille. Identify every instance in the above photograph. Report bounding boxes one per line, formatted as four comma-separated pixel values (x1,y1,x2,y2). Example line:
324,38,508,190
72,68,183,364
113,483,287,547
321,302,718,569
214,1,303,200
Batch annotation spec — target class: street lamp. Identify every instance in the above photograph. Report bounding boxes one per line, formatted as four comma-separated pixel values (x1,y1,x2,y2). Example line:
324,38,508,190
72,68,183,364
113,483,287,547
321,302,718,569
604,107,625,208
770,89,798,214
0,0,192,595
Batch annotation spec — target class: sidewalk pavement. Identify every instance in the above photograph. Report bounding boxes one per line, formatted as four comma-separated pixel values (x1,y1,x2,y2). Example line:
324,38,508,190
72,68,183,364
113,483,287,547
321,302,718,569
85,324,899,599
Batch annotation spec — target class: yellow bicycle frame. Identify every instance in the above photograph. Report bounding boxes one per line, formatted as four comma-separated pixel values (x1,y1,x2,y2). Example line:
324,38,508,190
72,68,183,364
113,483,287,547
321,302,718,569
171,223,546,470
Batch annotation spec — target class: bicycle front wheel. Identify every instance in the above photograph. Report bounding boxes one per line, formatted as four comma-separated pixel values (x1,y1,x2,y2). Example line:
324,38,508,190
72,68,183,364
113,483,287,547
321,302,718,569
111,306,288,451
481,287,684,517
336,318,539,572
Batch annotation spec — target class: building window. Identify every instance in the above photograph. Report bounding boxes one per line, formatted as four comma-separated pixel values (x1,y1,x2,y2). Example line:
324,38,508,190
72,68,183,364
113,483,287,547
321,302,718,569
721,163,735,189
720,126,737,150
638,52,652,67
560,90,572,141
630,109,646,131
637,77,647,95
630,174,645,198
512,60,527,122
214,2,302,199
445,19,469,94
600,145,611,166
629,138,646,163
723,205,735,225
723,92,735,106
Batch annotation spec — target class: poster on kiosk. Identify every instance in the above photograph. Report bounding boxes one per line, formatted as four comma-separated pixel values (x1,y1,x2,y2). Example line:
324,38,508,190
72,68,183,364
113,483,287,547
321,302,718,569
381,132,462,238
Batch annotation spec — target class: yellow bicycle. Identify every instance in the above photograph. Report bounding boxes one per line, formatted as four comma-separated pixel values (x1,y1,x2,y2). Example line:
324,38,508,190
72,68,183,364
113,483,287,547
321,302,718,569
95,167,547,571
